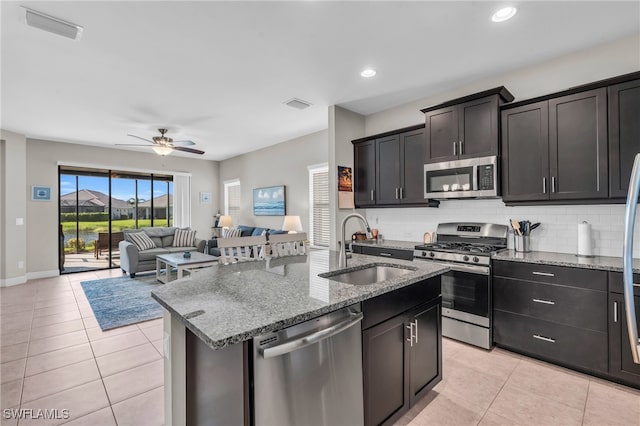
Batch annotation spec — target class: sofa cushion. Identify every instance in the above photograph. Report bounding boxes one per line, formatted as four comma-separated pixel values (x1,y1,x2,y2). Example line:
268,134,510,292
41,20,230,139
237,225,256,237
138,247,169,262
251,227,268,237
173,229,196,247
268,229,289,236
223,227,242,238
127,232,157,251
142,227,177,238
161,235,175,247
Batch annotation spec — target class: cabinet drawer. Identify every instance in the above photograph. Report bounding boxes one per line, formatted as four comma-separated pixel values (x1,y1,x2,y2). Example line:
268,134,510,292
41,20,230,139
609,271,640,295
359,246,414,261
494,278,606,332
494,310,607,373
493,260,607,291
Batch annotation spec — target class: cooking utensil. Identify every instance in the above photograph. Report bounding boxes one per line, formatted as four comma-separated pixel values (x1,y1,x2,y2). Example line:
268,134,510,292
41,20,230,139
529,223,540,231
511,219,522,236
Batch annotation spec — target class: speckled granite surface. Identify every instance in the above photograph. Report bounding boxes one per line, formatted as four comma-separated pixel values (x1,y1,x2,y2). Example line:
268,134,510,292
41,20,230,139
492,250,640,273
351,239,419,251
151,251,447,350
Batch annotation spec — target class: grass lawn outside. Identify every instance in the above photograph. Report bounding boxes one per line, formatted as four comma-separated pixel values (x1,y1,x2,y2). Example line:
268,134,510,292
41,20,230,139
61,219,170,234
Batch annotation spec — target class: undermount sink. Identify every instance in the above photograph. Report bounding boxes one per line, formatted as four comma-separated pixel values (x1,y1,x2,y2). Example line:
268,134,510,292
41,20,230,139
320,264,416,286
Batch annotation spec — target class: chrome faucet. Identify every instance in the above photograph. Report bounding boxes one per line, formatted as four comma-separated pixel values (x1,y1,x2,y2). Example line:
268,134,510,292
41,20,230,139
339,213,371,267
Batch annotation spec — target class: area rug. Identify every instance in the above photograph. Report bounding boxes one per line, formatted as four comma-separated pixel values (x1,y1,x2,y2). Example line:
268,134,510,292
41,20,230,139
81,274,163,331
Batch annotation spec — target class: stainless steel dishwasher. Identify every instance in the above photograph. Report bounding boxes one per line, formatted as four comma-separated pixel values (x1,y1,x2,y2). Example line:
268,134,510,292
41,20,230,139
253,304,364,426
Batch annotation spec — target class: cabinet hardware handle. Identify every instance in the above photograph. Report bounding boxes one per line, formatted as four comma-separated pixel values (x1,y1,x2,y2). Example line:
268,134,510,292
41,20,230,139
414,320,418,344
551,176,556,193
379,252,392,257
459,140,463,155
533,298,555,305
370,189,374,201
400,187,404,199
453,141,457,156
614,301,618,323
543,177,547,194
406,323,414,347
395,188,399,199
533,334,556,343
532,271,555,277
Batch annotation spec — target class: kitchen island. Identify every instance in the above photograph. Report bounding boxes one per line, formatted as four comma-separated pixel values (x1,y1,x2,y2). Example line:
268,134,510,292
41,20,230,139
151,250,448,426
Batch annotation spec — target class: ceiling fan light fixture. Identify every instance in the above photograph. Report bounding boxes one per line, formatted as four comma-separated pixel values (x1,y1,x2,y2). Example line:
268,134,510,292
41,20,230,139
152,145,174,156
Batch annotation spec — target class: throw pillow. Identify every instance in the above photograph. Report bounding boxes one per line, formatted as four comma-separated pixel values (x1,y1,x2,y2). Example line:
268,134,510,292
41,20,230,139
173,229,197,247
127,232,156,251
222,226,242,239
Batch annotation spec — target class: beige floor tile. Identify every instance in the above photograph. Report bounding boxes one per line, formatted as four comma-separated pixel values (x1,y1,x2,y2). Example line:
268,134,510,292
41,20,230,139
140,325,162,341
85,324,138,342
138,318,162,329
22,359,100,403
28,330,88,356
0,303,35,315
80,307,95,319
34,303,79,318
30,320,85,340
504,358,589,410
111,386,164,426
452,344,520,382
151,339,163,356
103,359,164,403
0,379,23,408
1,342,28,364
0,358,25,384
82,317,99,329
35,290,75,303
62,407,117,426
25,343,94,377
0,331,30,347
90,330,148,357
478,411,519,426
19,380,110,426
486,384,583,425
412,392,485,426
34,295,77,310
435,359,505,410
583,380,640,426
96,343,161,378
32,311,82,328
0,322,31,335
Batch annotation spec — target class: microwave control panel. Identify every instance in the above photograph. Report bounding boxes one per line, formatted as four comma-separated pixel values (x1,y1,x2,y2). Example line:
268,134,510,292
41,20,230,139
478,165,495,190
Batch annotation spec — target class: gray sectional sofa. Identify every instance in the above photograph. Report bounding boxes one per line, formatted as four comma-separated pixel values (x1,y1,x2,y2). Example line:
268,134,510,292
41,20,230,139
119,227,205,277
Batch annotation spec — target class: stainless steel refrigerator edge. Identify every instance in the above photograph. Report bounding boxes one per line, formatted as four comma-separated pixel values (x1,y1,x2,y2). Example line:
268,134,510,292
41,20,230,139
623,153,640,363
253,305,365,426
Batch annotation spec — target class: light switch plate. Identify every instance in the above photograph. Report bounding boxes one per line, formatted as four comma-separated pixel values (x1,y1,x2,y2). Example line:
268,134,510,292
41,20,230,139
16,218,24,226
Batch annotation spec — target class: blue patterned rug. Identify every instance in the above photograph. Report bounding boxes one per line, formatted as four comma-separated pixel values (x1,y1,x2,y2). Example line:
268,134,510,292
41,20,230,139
81,274,163,331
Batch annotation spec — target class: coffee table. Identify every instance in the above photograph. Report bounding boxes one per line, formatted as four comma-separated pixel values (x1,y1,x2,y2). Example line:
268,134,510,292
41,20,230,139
156,252,219,283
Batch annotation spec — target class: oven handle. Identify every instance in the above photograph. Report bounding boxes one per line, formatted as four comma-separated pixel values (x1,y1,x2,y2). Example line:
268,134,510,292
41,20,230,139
426,260,489,276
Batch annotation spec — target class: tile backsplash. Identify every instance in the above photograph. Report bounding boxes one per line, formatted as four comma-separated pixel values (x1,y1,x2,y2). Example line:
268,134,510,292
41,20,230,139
365,199,636,258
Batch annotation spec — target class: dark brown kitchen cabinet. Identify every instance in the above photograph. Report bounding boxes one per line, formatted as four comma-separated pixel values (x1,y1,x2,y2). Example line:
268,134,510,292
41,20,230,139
501,101,550,202
425,105,458,162
608,272,640,387
401,129,428,203
355,140,376,206
362,278,441,426
376,135,402,204
609,79,640,198
549,88,608,200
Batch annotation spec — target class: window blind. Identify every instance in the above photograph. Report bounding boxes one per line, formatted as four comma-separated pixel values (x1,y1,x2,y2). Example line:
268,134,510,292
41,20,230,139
309,166,329,247
225,181,241,226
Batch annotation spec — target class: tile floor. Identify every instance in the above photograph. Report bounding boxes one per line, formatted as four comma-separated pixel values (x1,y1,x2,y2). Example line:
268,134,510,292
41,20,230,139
2,269,640,426
0,269,163,426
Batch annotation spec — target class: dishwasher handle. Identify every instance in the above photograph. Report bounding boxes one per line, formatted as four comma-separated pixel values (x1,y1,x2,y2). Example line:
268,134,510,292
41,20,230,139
259,311,364,359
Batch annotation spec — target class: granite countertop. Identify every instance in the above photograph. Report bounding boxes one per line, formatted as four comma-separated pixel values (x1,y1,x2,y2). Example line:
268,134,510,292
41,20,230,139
151,251,448,350
492,250,640,273
351,239,419,251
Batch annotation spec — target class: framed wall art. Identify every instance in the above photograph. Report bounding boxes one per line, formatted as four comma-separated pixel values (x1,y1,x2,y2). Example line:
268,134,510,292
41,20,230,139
253,185,286,216
32,186,52,201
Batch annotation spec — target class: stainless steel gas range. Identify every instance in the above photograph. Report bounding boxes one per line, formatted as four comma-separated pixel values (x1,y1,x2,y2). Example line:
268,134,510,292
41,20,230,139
414,223,508,349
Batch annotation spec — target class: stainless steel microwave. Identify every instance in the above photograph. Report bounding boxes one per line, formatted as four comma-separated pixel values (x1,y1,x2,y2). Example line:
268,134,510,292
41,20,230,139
424,156,498,199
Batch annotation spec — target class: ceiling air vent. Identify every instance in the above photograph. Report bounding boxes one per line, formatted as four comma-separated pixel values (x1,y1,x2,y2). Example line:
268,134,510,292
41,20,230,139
284,98,312,110
23,7,84,40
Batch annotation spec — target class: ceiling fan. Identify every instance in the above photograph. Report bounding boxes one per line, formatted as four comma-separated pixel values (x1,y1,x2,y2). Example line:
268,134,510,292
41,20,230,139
117,128,205,156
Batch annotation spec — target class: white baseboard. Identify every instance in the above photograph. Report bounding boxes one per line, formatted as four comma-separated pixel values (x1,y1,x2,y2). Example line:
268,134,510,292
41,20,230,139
0,275,27,287
0,270,59,287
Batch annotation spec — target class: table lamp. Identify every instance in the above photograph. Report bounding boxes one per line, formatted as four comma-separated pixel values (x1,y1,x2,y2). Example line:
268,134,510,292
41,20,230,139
219,215,233,229
282,215,303,233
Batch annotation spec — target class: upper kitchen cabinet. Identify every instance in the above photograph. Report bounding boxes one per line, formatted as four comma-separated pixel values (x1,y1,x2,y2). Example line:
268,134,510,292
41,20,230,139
354,139,376,206
609,79,640,198
422,87,514,163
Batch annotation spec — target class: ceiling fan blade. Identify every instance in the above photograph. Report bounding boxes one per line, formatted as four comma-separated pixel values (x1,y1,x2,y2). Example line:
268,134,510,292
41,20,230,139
172,140,196,146
115,143,155,147
126,134,154,144
174,146,205,155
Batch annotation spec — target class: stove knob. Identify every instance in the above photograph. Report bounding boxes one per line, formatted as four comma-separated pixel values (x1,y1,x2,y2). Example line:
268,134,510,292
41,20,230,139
473,257,480,263
421,251,427,257
429,252,435,258
463,255,469,262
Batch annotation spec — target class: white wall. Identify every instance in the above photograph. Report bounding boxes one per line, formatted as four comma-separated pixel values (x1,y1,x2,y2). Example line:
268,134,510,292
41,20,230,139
354,33,640,258
23,138,220,278
218,130,328,232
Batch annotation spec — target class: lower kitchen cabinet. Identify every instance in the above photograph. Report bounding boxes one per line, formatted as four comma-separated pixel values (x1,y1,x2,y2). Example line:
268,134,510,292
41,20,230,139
608,272,640,387
362,278,442,426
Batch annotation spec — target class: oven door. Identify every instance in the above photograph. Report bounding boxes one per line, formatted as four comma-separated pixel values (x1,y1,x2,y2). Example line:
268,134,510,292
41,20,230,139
439,263,490,327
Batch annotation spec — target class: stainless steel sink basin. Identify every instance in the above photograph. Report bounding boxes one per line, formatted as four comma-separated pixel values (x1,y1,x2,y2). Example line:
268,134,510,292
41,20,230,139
320,264,416,286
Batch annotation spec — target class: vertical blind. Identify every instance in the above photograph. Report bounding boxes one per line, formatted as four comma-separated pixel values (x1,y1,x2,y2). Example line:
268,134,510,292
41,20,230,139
225,181,241,226
309,166,329,247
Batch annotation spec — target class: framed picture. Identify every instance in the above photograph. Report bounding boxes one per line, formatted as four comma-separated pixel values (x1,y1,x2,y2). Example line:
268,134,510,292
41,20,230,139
253,185,286,216
32,186,51,201
200,192,211,204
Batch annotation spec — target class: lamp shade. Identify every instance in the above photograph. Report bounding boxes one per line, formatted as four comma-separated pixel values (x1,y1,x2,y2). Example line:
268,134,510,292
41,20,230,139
152,145,173,156
282,215,303,233
219,215,233,228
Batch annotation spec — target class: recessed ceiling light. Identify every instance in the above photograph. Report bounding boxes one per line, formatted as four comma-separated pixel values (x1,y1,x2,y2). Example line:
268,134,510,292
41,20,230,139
360,69,377,78
491,6,517,23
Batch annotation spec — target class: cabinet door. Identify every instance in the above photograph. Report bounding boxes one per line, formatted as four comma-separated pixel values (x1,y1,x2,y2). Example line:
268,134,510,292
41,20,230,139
609,79,640,198
549,88,608,200
501,102,550,202
458,95,499,159
409,301,441,406
363,314,410,426
376,135,402,204
425,106,458,163
354,140,376,206
400,129,427,204
609,293,640,386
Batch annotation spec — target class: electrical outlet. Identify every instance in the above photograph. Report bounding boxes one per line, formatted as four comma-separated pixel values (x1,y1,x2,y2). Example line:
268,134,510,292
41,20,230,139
18,261,24,269
16,218,24,226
